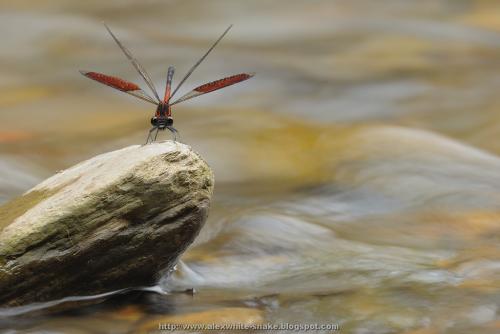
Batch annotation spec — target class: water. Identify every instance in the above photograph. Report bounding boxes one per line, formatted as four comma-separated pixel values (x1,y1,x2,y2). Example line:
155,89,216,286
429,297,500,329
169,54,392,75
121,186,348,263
0,1,499,333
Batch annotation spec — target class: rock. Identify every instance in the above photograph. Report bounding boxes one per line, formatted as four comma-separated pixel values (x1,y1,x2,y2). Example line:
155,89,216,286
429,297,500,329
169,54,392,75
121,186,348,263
0,142,214,307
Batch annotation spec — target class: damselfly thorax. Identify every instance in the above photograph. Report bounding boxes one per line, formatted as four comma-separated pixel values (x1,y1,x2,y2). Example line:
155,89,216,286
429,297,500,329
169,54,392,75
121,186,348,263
81,24,254,144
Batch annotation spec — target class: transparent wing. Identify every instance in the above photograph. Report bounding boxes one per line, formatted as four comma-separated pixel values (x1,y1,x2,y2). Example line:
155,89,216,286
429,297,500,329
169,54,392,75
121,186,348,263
170,73,254,106
163,66,175,103
104,24,161,103
80,70,157,104
169,25,233,100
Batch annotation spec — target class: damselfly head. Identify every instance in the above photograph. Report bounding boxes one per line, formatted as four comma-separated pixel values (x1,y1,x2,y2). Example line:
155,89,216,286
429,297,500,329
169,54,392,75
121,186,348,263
151,116,173,129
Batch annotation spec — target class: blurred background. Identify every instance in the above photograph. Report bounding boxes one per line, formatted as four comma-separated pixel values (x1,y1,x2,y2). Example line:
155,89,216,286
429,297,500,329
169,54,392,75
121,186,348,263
0,0,499,333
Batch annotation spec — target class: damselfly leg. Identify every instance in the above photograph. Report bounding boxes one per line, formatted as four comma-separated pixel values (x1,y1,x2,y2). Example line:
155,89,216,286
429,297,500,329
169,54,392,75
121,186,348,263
145,126,157,144
167,126,179,142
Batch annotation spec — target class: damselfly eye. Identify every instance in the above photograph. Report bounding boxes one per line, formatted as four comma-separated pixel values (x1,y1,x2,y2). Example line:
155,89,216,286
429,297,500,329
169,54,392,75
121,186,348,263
167,118,173,126
150,118,158,126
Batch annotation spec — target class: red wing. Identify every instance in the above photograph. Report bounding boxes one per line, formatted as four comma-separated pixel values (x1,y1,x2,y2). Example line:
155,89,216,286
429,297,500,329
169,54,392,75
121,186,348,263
80,70,157,104
169,73,254,106
104,24,161,103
